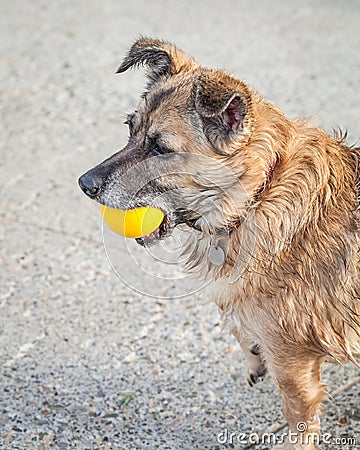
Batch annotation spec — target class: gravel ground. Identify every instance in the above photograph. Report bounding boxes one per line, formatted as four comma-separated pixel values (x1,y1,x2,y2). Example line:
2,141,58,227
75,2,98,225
1,0,359,449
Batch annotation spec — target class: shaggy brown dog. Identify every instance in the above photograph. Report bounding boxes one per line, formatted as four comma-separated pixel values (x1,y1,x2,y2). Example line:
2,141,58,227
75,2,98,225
79,39,360,449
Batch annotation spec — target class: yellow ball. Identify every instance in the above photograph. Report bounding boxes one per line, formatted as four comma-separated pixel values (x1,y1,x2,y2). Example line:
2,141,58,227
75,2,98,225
100,205,164,238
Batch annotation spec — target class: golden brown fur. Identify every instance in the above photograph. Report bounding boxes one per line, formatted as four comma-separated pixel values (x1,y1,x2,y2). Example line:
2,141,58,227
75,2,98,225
79,38,360,449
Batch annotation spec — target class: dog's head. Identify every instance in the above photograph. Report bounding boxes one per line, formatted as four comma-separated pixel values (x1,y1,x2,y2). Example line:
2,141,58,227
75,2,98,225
79,38,279,247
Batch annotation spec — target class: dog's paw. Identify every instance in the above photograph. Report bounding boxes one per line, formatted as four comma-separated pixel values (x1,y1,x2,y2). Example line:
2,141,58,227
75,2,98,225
246,362,267,387
249,343,261,355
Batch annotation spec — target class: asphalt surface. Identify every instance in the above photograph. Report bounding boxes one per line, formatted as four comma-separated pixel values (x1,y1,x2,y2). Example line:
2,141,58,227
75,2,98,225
1,0,359,449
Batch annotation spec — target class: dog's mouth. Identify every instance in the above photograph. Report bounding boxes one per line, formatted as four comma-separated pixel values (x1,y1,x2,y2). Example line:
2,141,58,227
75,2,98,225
134,211,202,247
135,213,172,247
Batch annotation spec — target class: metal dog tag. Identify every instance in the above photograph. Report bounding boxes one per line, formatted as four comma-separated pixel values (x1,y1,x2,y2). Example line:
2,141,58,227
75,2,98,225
208,244,225,266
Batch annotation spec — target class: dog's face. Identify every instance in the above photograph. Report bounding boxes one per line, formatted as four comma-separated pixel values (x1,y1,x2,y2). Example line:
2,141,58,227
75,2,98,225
79,39,275,246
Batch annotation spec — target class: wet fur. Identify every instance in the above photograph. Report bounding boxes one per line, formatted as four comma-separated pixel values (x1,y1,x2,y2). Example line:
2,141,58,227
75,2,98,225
81,39,360,449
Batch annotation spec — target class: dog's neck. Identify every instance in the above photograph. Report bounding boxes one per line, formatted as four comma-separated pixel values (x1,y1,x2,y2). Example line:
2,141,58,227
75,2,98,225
184,160,277,271
214,159,277,237
205,160,277,268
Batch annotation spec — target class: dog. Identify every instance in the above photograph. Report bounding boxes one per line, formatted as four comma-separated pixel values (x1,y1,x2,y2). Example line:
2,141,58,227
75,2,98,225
79,38,360,449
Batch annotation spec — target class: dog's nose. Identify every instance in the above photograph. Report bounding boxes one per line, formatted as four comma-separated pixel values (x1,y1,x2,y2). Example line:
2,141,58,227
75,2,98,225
78,171,102,199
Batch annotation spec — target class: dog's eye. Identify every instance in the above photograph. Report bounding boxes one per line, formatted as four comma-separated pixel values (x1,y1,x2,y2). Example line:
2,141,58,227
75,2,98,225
151,144,162,156
149,143,172,157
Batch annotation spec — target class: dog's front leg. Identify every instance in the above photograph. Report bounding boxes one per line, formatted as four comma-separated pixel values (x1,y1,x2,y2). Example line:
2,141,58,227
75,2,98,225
231,327,267,386
267,349,325,450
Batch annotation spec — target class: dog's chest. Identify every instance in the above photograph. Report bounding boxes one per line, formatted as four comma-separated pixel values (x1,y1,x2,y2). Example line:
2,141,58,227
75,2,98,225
212,276,257,330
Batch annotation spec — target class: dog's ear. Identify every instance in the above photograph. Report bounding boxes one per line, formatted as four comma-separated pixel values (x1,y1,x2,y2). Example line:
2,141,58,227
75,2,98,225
116,38,196,82
194,74,255,150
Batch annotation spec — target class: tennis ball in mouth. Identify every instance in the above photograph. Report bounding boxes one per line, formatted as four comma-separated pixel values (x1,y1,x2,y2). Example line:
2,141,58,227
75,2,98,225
100,205,164,238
